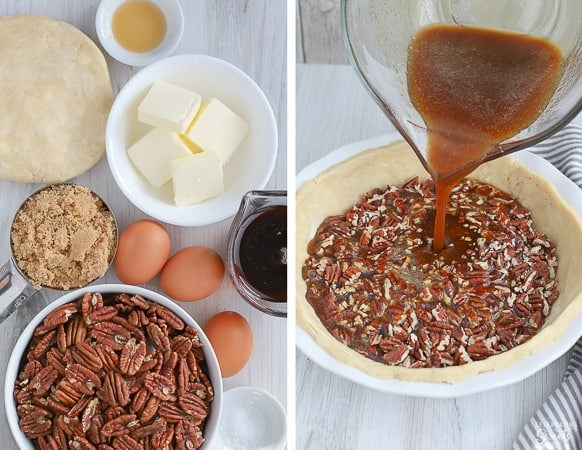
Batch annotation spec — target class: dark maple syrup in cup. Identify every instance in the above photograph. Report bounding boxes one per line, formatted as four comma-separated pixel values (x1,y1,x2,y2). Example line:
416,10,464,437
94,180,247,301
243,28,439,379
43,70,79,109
239,206,287,302
407,24,562,251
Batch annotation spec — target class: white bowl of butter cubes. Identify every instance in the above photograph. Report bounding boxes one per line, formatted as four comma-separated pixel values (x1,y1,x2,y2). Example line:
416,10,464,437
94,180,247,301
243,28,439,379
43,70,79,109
106,54,278,226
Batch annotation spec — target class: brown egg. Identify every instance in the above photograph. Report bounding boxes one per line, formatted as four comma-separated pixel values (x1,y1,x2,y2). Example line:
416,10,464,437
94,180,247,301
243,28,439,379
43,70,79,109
114,220,170,285
204,311,253,377
160,246,225,301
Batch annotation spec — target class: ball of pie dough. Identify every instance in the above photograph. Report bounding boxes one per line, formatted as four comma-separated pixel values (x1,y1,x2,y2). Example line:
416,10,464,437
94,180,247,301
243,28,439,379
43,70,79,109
0,15,113,183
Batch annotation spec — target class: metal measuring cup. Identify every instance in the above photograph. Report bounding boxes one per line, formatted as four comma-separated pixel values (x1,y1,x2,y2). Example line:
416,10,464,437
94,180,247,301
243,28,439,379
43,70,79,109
0,183,118,323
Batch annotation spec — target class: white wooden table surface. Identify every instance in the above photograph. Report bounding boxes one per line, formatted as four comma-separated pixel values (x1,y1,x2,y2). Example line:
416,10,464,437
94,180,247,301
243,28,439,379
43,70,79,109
296,0,347,64
296,63,581,450
0,1,287,449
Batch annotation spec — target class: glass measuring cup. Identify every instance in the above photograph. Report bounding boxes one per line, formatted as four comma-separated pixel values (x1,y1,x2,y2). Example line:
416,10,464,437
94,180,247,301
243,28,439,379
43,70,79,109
227,190,287,317
341,0,582,175
0,183,118,323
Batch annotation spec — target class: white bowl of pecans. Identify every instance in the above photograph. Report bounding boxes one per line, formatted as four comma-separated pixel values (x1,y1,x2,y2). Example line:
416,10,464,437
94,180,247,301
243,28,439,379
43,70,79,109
5,284,223,449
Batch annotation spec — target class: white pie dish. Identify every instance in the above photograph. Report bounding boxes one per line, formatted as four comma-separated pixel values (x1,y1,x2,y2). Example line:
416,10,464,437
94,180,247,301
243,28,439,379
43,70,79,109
296,132,582,398
5,283,223,449
106,54,278,226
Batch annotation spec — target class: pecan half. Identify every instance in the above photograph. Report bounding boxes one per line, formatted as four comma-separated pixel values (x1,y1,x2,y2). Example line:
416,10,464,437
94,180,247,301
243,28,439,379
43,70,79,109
101,414,140,437
144,373,175,401
30,367,59,397
120,338,146,376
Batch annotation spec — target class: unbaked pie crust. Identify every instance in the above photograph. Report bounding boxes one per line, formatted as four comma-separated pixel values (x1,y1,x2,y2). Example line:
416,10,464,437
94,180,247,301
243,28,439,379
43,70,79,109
296,140,582,383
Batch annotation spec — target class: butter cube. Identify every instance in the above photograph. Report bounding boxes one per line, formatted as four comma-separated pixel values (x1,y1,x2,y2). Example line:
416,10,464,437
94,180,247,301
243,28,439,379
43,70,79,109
171,152,224,206
138,81,202,134
185,98,249,164
127,128,191,187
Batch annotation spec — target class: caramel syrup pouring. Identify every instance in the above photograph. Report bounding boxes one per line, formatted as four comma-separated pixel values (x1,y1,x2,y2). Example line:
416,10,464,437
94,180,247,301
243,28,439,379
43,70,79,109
407,24,562,251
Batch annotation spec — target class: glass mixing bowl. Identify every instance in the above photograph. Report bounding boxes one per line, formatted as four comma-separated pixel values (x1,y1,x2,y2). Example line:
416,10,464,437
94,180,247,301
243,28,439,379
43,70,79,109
341,0,582,174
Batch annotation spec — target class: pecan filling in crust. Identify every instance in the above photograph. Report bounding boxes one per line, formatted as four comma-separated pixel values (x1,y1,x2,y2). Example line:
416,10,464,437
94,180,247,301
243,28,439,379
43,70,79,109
302,178,559,368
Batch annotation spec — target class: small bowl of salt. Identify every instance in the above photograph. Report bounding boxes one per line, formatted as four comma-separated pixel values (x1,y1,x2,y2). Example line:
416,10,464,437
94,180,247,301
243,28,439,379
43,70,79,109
206,386,287,450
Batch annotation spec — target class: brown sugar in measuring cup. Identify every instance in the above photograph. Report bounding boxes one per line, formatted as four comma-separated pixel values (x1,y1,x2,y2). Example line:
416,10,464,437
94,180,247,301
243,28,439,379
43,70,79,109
0,183,117,323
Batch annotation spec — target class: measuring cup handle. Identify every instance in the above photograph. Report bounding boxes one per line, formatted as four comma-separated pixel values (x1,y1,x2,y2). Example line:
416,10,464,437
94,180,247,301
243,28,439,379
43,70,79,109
0,259,37,324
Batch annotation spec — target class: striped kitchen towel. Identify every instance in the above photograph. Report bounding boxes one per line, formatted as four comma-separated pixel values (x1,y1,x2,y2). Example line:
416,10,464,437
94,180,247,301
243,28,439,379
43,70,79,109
514,123,582,450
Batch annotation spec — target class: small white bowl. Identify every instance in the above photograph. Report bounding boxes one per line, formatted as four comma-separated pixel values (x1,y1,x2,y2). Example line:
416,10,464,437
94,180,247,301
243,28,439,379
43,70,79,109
207,387,287,450
95,0,184,66
106,54,278,226
5,284,223,449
